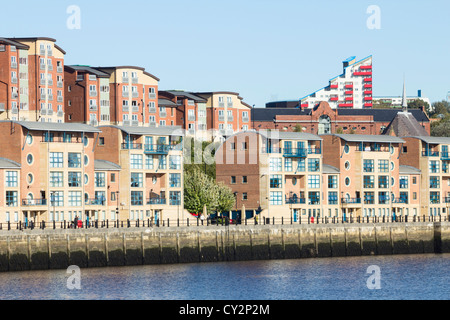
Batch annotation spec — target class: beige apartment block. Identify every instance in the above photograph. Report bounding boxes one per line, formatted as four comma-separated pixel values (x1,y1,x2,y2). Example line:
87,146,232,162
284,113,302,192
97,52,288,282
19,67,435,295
94,125,185,223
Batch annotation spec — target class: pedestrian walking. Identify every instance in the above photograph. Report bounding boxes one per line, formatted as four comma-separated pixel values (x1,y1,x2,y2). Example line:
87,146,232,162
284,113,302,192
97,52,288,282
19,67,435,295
74,215,78,229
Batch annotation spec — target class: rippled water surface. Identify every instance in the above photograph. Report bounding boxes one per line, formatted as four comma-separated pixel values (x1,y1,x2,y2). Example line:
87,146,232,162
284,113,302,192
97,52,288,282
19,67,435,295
0,254,448,300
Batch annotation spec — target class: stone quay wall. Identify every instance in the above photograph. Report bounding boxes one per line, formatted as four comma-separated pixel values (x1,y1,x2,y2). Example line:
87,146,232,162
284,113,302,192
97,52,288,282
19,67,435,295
0,222,448,272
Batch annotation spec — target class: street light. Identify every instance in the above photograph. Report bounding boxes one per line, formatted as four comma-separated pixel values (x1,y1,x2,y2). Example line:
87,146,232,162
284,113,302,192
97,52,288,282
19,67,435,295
233,191,238,223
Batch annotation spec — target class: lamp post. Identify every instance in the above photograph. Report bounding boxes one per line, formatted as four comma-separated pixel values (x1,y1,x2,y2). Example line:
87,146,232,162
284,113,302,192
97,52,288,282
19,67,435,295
50,191,56,226
233,191,238,224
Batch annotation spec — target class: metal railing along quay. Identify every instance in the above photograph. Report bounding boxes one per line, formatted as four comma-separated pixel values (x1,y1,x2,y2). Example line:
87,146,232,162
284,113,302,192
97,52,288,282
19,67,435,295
1,214,449,231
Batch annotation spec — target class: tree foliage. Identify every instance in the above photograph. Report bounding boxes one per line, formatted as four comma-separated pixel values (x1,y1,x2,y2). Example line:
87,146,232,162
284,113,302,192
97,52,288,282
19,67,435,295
184,168,235,215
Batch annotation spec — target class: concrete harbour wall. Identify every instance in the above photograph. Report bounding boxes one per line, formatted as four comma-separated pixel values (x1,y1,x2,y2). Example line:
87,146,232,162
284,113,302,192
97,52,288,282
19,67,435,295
0,222,449,272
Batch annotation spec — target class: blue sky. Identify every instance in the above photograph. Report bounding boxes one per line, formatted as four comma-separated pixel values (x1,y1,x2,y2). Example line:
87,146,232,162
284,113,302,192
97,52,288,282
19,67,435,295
2,0,450,107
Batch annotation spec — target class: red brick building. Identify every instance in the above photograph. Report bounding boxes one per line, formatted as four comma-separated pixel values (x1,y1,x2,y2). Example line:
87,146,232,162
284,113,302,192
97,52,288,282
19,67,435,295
252,101,430,136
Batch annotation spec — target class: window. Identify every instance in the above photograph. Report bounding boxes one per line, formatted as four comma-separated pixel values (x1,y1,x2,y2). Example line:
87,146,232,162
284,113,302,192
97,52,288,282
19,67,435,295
169,173,181,188
345,177,351,186
270,191,282,205
49,152,63,168
364,192,375,205
328,192,338,205
363,175,374,188
68,172,81,187
328,175,337,189
158,155,167,169
130,154,143,169
50,191,64,207
145,155,154,170
95,172,106,187
169,191,181,206
308,158,320,172
400,192,408,203
363,159,374,172
242,193,248,201
284,158,293,172
242,176,248,184
270,175,282,188
308,192,320,205
399,176,408,189
308,175,320,189
68,153,81,168
6,191,18,207
344,161,350,170
131,191,143,206
131,173,143,188
169,155,181,170
50,172,63,187
378,176,389,188
5,171,18,187
378,160,389,172
231,176,236,184
429,161,440,173
269,158,282,172
68,191,82,207
430,176,440,189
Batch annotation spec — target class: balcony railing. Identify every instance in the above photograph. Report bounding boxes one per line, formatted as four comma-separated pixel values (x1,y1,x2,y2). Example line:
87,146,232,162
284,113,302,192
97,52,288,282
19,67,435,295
392,198,408,204
85,198,107,206
441,152,450,160
283,148,307,158
144,144,171,154
22,199,47,206
147,198,167,205
422,150,439,157
285,196,306,204
262,147,281,154
121,143,142,150
341,198,362,204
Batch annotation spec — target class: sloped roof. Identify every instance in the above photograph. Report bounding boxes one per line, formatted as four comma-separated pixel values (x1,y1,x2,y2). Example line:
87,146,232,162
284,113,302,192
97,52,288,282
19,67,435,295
329,134,404,144
94,160,121,171
383,111,429,137
0,157,20,169
6,121,101,133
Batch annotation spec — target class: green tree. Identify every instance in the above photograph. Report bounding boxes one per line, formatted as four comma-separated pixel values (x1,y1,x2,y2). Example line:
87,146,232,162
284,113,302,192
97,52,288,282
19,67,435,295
431,100,450,118
431,118,450,137
408,99,431,114
184,168,219,215
216,182,236,214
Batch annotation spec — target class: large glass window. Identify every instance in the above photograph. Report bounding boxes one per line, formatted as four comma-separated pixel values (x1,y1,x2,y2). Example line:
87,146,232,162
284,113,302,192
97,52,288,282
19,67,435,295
6,191,18,207
328,192,338,205
429,161,440,173
50,172,63,187
68,172,81,187
269,191,282,205
131,191,143,206
364,192,374,205
130,154,143,169
378,192,389,204
5,171,18,187
430,192,440,204
169,191,181,206
308,175,320,189
95,172,106,187
284,158,292,172
328,175,338,189
378,160,389,172
131,173,143,188
169,173,181,188
363,159,374,172
399,176,408,189
68,191,81,206
169,155,181,170
158,155,167,170
269,158,282,172
363,175,375,188
430,176,440,189
145,155,154,170
308,158,320,172
378,176,389,188
68,153,81,168
49,152,63,168
308,192,320,205
270,175,282,188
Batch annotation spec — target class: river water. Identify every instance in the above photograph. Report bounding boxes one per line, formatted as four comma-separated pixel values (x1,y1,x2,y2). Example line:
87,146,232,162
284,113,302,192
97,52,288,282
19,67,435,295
0,254,448,300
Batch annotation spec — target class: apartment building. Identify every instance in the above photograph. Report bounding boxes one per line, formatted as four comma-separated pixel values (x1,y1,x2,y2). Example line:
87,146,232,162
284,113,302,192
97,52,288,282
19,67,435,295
0,37,66,123
0,121,102,224
399,136,450,217
321,134,420,219
64,65,112,126
94,66,160,127
94,125,184,222
158,90,208,140
215,131,323,221
194,92,252,140
299,55,373,109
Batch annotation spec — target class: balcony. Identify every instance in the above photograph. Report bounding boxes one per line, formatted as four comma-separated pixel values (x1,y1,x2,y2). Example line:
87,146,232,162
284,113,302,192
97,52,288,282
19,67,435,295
392,198,408,204
85,198,106,206
122,77,129,83
132,92,139,98
262,147,281,154
218,115,225,122
422,150,439,157
283,148,307,158
11,77,17,84
122,91,129,98
364,96,372,101
57,66,63,73
341,198,362,204
353,71,372,76
441,152,450,161
22,199,47,206
149,93,157,99
148,107,156,114
329,84,338,89
345,97,353,101
11,107,18,114
364,91,373,95
444,197,450,203
90,91,97,97
338,103,353,108
188,115,196,121
89,105,98,112
57,110,64,117
147,198,167,205
144,144,171,155
160,112,167,118
242,117,249,123
360,65,372,70
330,96,338,101
344,84,353,89
11,62,17,69
57,81,63,88
121,143,142,150
285,196,306,204
131,120,139,126
132,77,139,84
363,78,372,82
364,84,372,89
344,91,353,95
364,103,373,108
0,103,5,112
40,108,47,115
57,96,63,102
132,106,139,113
